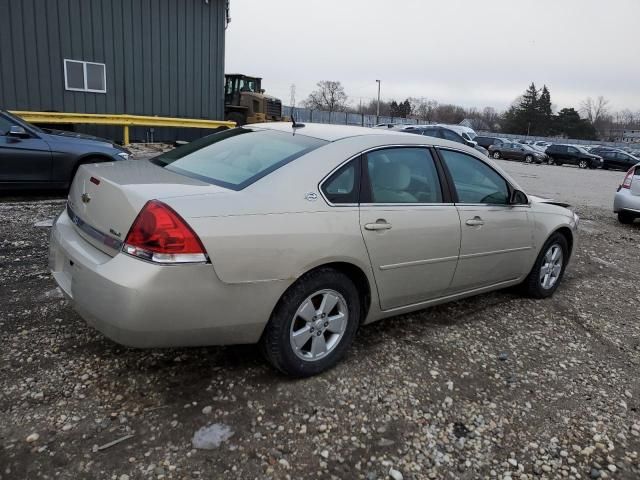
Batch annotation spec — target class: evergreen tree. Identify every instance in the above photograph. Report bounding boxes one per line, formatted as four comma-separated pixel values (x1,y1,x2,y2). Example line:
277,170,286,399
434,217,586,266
538,85,553,134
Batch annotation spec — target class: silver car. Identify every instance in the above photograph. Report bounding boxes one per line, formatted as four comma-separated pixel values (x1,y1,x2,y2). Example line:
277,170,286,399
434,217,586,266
613,163,640,223
49,123,578,377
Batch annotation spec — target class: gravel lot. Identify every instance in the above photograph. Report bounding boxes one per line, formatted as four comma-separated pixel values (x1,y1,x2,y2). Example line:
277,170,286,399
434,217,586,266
1,160,639,480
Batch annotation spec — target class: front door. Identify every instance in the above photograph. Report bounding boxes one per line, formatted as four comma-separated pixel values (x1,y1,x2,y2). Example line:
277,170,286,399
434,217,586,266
438,148,534,292
359,147,461,310
0,116,52,182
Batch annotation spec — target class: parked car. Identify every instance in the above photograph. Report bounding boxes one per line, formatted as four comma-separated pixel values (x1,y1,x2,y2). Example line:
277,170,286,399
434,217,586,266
396,125,489,156
488,142,547,163
613,163,640,223
436,124,477,142
532,141,551,152
50,122,578,377
0,110,130,190
545,144,603,169
589,147,639,170
475,135,511,150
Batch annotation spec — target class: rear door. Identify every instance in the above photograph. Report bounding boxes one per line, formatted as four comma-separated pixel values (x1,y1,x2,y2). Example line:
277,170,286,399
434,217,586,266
359,147,461,309
566,146,581,165
0,115,52,182
438,148,534,292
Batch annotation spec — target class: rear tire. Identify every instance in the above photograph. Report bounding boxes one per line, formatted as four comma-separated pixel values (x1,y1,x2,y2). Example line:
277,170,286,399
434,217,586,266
618,211,635,224
520,233,569,299
260,268,361,377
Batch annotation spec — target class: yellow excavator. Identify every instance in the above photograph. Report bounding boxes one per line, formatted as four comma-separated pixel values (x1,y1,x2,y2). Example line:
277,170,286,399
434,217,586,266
224,74,285,126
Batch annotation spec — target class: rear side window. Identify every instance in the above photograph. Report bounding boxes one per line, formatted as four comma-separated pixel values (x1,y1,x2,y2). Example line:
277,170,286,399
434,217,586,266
440,149,509,205
152,128,327,190
421,128,441,138
322,159,360,204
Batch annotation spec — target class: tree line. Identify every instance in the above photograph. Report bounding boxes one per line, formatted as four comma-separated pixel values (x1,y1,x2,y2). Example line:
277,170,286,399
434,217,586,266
302,80,639,141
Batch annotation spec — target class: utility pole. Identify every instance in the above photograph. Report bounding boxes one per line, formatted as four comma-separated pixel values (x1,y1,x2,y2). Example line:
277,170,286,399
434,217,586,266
376,79,381,123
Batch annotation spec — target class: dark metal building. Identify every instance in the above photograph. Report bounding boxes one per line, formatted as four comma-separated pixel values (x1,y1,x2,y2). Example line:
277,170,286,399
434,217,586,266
0,0,228,142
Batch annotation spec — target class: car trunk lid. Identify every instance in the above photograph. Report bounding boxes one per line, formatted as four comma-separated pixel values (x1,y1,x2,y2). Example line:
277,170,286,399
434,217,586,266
67,160,228,256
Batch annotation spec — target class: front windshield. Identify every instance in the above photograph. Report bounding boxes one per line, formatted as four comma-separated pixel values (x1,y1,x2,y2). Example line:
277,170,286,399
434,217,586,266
465,131,477,140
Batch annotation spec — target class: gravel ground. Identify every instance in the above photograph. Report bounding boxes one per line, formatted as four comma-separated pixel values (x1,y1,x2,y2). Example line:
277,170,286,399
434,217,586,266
1,161,639,480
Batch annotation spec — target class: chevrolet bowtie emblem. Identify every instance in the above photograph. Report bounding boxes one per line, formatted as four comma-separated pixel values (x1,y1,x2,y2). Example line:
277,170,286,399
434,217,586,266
81,193,91,204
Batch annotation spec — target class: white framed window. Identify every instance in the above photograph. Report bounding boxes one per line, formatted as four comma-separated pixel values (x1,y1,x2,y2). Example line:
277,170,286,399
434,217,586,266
64,59,106,93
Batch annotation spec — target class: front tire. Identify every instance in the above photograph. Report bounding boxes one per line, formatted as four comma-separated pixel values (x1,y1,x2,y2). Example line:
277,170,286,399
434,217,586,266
524,155,533,163
492,151,501,159
520,233,569,299
578,159,589,169
618,211,635,224
260,268,361,377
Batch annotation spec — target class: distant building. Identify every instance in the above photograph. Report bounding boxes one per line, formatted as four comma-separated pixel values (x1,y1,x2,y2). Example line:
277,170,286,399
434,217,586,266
0,0,229,142
621,129,640,143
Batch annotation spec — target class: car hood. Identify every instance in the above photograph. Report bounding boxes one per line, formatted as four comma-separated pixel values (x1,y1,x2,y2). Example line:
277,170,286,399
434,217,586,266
42,129,125,150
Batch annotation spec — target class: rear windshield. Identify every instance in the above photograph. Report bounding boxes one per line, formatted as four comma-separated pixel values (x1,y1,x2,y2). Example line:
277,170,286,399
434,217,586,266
152,128,327,190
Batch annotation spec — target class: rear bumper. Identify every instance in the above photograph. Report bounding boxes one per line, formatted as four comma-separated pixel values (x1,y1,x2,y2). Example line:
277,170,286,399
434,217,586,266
613,189,640,214
49,209,288,347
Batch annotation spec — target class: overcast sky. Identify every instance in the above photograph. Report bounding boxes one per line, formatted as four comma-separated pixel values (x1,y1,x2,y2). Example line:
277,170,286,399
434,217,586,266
226,0,639,114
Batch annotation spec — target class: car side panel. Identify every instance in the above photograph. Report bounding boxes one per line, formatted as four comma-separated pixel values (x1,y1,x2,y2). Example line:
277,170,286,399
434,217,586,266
186,209,374,285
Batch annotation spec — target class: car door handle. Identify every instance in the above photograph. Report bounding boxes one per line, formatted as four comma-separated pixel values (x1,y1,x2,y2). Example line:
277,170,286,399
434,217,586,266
465,216,485,226
364,220,392,231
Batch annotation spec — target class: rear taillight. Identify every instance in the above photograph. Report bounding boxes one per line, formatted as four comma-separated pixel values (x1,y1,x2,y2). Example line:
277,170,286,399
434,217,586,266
621,167,636,189
123,200,208,264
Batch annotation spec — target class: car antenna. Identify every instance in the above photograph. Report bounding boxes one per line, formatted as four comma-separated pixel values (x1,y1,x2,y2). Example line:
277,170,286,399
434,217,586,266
291,107,305,129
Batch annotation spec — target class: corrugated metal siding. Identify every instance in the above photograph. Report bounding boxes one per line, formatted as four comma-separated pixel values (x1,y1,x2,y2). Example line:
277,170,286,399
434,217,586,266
0,0,226,142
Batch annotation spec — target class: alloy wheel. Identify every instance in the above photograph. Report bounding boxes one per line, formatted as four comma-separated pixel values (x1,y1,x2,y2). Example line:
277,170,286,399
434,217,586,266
579,160,588,169
289,289,348,361
539,244,563,289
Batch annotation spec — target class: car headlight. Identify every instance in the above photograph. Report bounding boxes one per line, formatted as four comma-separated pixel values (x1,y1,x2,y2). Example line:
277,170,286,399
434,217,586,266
116,152,130,160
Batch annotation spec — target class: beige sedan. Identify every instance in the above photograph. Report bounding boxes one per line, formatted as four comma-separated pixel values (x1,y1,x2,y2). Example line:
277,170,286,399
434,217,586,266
49,123,578,376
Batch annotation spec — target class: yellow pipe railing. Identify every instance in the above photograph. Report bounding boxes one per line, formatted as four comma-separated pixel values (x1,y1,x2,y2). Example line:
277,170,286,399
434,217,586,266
10,111,236,146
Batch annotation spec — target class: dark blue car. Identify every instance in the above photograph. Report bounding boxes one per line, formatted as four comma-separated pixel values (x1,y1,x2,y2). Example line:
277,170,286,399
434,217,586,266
0,110,129,190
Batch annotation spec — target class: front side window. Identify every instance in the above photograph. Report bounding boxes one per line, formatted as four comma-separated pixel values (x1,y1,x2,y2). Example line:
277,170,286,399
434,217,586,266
440,149,509,205
441,129,463,144
0,116,13,136
365,148,443,204
322,160,359,204
64,59,106,93
152,128,327,190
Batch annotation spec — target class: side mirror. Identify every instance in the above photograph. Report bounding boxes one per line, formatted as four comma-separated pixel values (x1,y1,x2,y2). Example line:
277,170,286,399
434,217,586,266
8,125,29,138
510,189,528,205
466,140,477,148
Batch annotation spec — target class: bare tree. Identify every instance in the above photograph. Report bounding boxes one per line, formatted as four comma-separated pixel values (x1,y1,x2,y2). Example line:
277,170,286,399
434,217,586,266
303,81,348,113
619,109,634,126
408,97,438,123
580,96,610,124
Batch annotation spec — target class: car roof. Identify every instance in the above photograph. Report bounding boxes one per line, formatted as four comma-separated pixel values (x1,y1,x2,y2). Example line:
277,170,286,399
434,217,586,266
250,122,410,142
